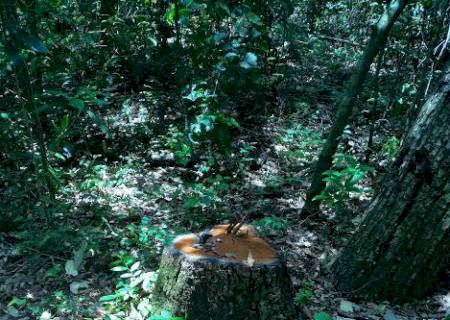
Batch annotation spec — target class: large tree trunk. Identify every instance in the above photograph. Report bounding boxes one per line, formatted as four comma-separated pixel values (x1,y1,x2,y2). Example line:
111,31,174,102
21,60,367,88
331,63,450,302
302,0,408,216
153,225,296,320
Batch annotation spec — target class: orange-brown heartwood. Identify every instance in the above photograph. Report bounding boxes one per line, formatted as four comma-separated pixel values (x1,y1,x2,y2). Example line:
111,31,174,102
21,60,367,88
152,224,296,320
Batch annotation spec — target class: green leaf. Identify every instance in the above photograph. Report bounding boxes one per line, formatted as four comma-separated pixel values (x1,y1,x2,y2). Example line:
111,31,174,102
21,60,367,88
218,1,230,15
323,170,342,177
68,98,85,111
99,294,117,302
224,52,239,61
111,266,128,272
339,300,354,313
20,32,48,53
240,52,258,69
314,311,332,320
130,261,141,272
0,112,9,119
60,115,69,130
349,172,365,185
87,110,109,134
222,116,239,128
211,122,232,155
8,297,27,307
312,194,328,201
54,152,66,161
120,272,134,278
174,144,191,165
246,12,263,26
183,195,199,209
165,3,176,25
211,32,227,44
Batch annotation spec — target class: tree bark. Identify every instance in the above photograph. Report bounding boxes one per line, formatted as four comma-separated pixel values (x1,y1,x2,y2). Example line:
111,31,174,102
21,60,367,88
302,0,408,216
331,63,450,302
153,225,296,320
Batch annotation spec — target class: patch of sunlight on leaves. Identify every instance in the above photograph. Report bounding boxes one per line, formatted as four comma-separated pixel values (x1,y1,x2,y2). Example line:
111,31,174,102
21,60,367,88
314,311,332,320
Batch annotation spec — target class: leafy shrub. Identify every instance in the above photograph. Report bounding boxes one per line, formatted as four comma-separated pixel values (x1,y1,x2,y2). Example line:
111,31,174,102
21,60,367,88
313,153,373,208
379,135,400,163
275,124,323,164
294,279,315,306
295,288,314,306
254,216,288,236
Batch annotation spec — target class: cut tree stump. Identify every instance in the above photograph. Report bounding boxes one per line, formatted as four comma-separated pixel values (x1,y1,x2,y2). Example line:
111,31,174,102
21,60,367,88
152,224,296,320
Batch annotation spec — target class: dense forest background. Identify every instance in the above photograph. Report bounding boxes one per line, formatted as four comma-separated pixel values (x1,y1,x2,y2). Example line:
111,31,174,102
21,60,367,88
1,0,450,319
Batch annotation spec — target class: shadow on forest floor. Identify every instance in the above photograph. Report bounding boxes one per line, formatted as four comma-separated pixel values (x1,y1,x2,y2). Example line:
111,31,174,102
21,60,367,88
1,98,450,320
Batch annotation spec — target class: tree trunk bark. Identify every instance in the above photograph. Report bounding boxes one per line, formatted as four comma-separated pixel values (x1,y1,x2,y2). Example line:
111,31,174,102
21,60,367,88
153,225,296,320
331,63,450,302
302,0,408,216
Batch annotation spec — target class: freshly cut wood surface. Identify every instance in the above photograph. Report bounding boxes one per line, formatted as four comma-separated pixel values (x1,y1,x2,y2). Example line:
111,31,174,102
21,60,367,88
153,224,297,320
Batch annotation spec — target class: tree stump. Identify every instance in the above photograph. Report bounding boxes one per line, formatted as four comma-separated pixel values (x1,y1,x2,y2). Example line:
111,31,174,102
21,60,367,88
152,224,296,320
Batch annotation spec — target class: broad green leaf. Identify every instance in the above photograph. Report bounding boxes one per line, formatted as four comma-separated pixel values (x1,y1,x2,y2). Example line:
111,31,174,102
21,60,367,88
312,194,329,201
339,300,354,313
20,32,48,53
120,272,134,278
8,297,27,307
314,311,332,320
211,32,227,44
246,12,263,26
218,1,230,15
130,276,144,288
87,110,109,134
54,152,66,161
68,98,85,111
60,115,69,130
211,123,232,155
224,52,239,61
240,52,258,69
130,261,141,272
165,3,176,25
99,294,117,302
349,172,365,185
111,266,128,272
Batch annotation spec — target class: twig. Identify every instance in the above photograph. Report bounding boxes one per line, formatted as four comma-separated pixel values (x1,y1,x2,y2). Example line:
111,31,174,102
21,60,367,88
434,22,450,60
423,62,435,98
23,247,66,262
227,212,250,234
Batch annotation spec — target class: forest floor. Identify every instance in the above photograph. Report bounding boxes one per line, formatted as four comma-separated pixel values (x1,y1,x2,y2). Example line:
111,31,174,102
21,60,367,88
1,97,450,320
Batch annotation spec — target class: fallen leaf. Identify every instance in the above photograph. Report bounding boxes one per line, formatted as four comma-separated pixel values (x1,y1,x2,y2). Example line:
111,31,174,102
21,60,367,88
340,300,354,313
69,281,89,294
